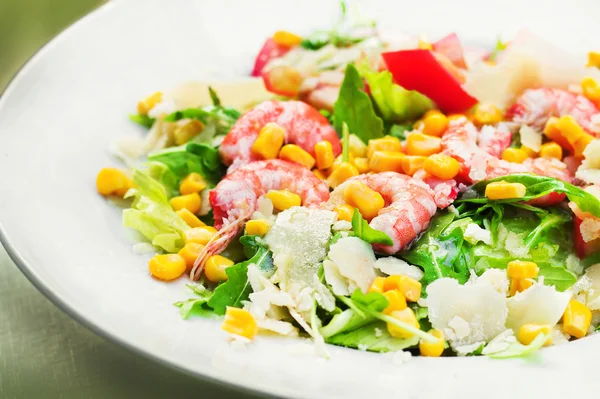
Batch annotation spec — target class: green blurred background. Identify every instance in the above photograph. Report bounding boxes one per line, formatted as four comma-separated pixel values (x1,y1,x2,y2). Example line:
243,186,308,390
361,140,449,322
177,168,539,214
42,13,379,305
0,0,105,91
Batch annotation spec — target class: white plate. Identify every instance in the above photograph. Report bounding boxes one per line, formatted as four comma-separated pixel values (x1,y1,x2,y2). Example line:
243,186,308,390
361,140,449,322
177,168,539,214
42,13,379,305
1,0,600,397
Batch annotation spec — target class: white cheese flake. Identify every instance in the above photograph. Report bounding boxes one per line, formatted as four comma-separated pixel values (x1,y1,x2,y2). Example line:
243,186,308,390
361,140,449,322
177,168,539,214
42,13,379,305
327,237,377,293
373,257,424,280
463,223,492,245
519,124,542,151
506,283,570,332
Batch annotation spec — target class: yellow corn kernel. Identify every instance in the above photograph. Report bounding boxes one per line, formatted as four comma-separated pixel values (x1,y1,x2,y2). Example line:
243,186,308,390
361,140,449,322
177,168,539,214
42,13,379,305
502,147,528,163
521,146,538,158
251,122,285,160
557,115,585,146
368,276,386,294
184,226,218,245
418,37,433,50
587,52,600,69
518,324,552,346
405,133,442,156
272,30,303,47
573,133,594,158
279,144,316,169
544,117,573,152
539,142,563,159
313,169,326,180
96,168,133,197
334,204,354,222
174,120,204,145
148,254,187,281
368,151,404,173
401,155,427,176
422,111,449,137
353,157,370,174
344,180,385,221
507,260,539,279
169,192,202,214
382,290,408,314
423,154,460,180
178,242,204,270
485,181,527,200
387,308,420,339
205,255,234,282
349,134,368,158
509,278,534,296
367,136,402,159
413,119,425,130
314,141,334,170
222,307,258,340
582,76,600,105
383,275,422,302
179,172,207,195
563,300,592,339
473,103,503,125
176,208,206,228
265,189,301,211
419,329,445,357
327,162,359,188
245,219,271,236
137,91,162,115
332,153,355,170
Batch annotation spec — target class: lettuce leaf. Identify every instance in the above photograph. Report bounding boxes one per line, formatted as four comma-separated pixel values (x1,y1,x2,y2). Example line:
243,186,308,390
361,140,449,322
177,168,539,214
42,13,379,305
489,332,550,359
129,114,155,129
327,321,420,352
174,284,215,319
164,105,240,138
351,209,393,246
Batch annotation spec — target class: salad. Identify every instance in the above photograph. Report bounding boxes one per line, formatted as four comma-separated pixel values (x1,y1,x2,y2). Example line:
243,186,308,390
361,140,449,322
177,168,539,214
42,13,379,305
96,5,600,359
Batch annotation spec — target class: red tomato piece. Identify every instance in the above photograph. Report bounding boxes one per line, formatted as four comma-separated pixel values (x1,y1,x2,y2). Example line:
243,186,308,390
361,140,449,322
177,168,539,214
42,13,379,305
433,33,467,69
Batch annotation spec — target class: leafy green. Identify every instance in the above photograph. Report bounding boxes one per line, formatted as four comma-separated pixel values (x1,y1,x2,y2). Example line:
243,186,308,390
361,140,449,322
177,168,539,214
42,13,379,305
341,122,350,163
145,161,179,197
333,64,384,142
583,251,600,269
362,69,434,123
174,284,214,319
122,169,190,252
129,114,155,129
488,38,507,63
349,289,389,312
489,332,550,359
327,321,420,352
320,309,374,338
238,235,275,276
388,123,413,141
351,209,393,246
208,86,221,107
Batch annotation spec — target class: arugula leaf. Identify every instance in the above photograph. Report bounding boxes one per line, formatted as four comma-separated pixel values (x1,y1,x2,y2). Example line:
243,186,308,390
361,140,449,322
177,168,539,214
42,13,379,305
238,235,275,276
320,309,374,338
388,123,413,141
341,122,350,163
174,284,214,319
333,64,384,142
583,251,600,269
351,209,393,246
350,289,389,312
489,332,550,359
208,86,221,107
327,321,420,352
129,114,155,129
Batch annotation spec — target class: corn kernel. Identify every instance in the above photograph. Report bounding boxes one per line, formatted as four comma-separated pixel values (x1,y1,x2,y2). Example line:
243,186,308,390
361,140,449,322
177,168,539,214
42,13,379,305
343,180,385,221
367,137,402,159
587,52,600,69
383,275,421,302
184,226,218,245
272,30,303,47
382,290,407,314
251,122,285,160
174,120,204,145
96,168,133,197
419,329,445,357
349,134,368,158
422,112,449,137
563,299,592,339
176,208,206,228
502,148,528,163
179,172,207,195
387,308,420,339
353,157,370,174
368,151,404,173
169,192,202,214
368,276,386,294
148,254,186,281
423,154,460,179
507,260,539,279
518,324,552,346
327,162,359,188
245,219,271,236
521,146,538,158
401,155,427,176
509,278,534,296
313,169,326,180
485,181,527,200
332,153,355,170
544,117,573,152
582,76,600,105
405,133,442,156
557,115,585,146
473,103,503,125
279,144,316,169
205,255,234,282
314,141,334,170
573,133,594,158
137,91,162,115
178,242,205,270
222,307,258,340
334,204,354,222
539,142,563,159
265,189,301,211
265,65,303,95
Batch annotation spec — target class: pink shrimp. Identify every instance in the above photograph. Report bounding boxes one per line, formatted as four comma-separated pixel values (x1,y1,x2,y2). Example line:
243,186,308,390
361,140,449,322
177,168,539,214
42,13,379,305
506,88,600,135
477,124,512,158
190,159,329,280
219,100,341,171
328,172,438,253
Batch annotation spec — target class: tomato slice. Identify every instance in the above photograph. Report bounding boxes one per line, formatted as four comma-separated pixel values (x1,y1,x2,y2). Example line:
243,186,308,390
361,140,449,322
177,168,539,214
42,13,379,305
251,38,291,77
432,33,467,69
382,49,478,113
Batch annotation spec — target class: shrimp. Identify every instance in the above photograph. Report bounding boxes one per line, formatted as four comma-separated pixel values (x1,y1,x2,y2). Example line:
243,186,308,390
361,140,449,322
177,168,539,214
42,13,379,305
191,159,329,280
219,100,341,171
506,88,600,135
328,172,438,253
477,124,512,158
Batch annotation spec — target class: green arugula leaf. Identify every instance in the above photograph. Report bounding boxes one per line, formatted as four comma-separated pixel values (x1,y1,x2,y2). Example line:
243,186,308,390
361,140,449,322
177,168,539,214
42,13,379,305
333,64,384,142
350,289,389,312
341,122,350,162
208,86,221,107
129,114,155,129
320,308,374,338
327,321,420,352
388,123,413,141
351,209,393,246
489,332,550,359
174,284,214,319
